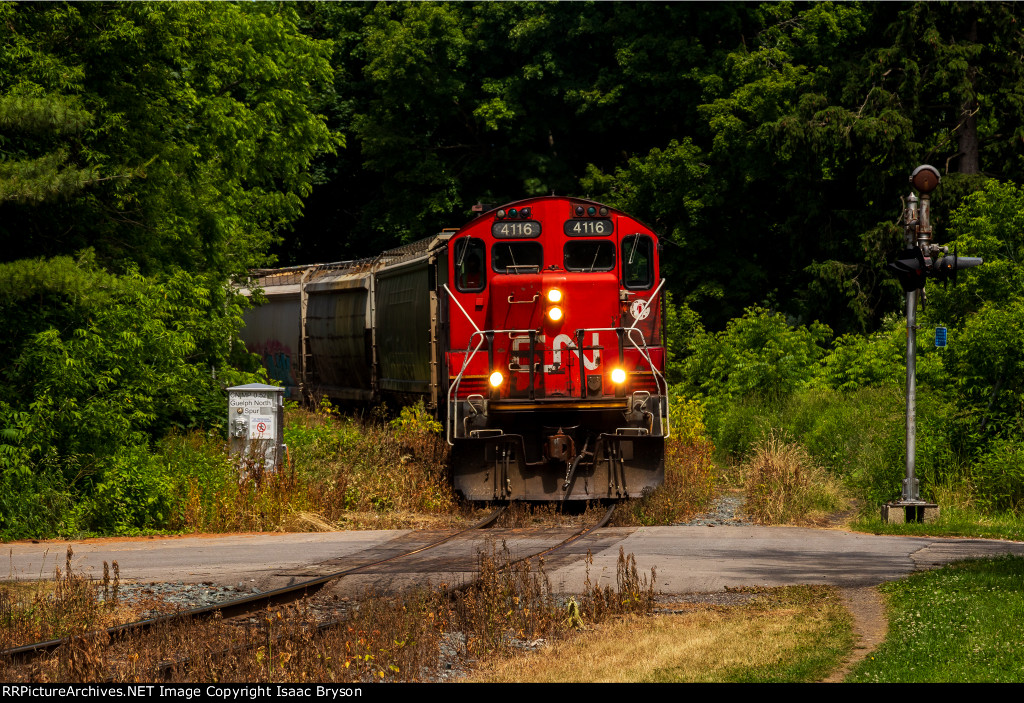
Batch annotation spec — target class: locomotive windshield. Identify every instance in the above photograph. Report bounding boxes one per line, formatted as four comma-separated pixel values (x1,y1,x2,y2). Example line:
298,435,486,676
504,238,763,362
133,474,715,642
454,237,486,292
564,240,615,272
622,235,654,289
492,242,542,273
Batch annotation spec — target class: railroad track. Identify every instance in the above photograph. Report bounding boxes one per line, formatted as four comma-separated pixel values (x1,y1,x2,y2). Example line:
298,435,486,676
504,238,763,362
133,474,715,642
1,503,617,674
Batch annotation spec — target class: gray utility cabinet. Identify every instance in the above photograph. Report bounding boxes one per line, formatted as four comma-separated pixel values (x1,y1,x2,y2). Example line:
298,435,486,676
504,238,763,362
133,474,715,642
227,383,285,472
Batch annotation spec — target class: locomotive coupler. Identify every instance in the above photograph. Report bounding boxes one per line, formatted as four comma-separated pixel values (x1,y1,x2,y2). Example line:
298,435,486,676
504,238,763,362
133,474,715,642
545,428,575,462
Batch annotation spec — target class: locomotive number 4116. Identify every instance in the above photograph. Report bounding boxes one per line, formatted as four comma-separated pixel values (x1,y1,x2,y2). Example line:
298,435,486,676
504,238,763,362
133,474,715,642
564,219,614,236
491,220,541,238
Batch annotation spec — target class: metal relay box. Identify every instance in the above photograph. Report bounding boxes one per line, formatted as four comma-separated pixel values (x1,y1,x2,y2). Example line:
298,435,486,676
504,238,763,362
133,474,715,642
227,383,285,473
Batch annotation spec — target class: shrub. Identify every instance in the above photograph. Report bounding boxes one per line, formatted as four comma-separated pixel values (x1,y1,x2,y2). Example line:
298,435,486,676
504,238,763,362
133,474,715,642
743,434,848,525
972,438,1024,512
626,438,716,526
76,440,175,535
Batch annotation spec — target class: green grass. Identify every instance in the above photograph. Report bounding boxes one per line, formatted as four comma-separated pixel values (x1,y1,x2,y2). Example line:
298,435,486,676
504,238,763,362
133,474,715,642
851,501,1024,542
847,556,1024,682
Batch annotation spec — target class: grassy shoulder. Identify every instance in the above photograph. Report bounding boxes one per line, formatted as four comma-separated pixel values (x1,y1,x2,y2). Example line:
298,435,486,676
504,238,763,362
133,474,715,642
847,556,1024,683
851,508,1024,541
467,585,853,683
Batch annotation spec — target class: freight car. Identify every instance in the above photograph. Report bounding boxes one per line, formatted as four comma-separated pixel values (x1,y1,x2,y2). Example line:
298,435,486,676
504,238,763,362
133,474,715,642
240,196,669,500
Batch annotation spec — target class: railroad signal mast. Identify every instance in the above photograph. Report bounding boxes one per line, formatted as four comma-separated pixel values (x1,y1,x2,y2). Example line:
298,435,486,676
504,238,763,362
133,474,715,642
884,165,982,523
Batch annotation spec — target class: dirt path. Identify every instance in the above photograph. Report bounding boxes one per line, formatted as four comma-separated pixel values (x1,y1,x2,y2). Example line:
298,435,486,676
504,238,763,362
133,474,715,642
821,585,888,682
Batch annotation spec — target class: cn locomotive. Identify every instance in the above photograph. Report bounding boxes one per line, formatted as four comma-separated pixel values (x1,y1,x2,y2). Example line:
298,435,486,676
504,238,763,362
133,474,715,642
240,196,669,500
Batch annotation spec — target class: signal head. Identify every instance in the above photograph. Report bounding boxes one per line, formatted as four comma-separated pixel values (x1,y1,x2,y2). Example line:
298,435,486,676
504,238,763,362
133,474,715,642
910,165,940,194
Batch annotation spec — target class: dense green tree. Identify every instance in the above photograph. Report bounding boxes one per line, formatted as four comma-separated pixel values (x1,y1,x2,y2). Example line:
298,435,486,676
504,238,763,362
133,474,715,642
0,3,335,537
928,180,1024,439
0,2,337,275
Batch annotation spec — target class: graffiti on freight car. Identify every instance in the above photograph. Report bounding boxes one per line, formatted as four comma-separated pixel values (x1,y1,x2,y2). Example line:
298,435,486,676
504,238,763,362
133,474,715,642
257,340,295,392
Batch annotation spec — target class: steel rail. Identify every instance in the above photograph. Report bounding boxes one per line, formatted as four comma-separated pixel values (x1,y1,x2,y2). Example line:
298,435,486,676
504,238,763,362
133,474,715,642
446,503,617,592
152,503,615,680
0,506,506,665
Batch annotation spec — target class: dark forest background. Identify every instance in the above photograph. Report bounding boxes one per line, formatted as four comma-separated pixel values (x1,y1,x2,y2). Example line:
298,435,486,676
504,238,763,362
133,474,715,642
4,2,1024,537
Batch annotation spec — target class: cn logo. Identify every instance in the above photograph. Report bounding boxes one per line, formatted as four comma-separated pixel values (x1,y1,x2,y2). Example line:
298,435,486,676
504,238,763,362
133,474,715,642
630,299,651,321
511,333,601,371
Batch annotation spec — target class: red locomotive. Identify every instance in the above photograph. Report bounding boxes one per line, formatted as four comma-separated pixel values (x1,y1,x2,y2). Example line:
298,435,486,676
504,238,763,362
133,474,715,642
241,196,668,501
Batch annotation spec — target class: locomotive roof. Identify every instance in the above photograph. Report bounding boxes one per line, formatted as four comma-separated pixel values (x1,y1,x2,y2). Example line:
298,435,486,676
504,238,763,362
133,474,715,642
461,195,658,234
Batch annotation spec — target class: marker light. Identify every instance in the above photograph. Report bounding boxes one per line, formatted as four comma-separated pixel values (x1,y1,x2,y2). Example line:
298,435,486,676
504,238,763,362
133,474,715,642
547,288,563,303
611,368,627,384
489,371,504,387
548,306,563,322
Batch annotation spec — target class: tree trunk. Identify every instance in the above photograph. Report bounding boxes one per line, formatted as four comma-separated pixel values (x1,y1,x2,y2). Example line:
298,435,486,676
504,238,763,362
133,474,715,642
957,17,980,174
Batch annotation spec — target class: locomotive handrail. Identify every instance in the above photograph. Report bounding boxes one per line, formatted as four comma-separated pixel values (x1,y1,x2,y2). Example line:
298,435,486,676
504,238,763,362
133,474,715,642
555,324,670,439
443,283,481,334
441,283,670,443
625,326,670,439
627,278,667,330
445,326,536,445
446,325,670,442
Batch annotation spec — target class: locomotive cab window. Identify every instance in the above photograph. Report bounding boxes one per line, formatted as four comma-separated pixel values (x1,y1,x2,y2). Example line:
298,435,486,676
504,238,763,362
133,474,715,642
492,242,542,274
454,237,486,292
621,235,654,289
564,240,615,272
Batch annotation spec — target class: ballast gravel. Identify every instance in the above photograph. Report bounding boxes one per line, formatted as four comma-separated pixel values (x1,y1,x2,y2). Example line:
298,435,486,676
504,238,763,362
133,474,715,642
103,581,247,617
674,492,752,527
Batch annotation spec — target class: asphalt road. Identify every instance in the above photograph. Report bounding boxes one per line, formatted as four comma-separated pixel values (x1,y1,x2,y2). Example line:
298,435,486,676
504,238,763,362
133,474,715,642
5,526,1024,597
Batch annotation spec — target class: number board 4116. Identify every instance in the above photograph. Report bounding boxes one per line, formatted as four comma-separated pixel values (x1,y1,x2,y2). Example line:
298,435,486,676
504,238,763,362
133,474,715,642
564,219,614,236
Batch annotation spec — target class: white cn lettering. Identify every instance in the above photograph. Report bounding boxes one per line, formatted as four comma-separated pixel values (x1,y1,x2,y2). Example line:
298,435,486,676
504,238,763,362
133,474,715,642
549,333,601,372
511,333,601,372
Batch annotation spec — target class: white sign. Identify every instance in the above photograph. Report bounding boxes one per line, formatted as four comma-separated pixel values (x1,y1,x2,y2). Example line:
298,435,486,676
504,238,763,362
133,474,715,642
234,395,276,411
249,415,275,440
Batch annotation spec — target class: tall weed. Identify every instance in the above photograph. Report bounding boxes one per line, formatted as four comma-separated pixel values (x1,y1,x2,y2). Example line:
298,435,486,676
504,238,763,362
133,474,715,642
743,434,848,525
624,438,716,525
623,393,716,525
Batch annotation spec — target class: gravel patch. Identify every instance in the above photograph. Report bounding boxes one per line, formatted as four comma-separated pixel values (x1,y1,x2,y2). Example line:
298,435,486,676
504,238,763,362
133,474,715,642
674,491,752,527
104,581,247,617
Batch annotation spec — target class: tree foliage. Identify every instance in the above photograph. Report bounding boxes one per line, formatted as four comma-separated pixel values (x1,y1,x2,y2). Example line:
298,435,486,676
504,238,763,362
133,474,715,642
0,2,337,276
281,2,1024,333
0,3,332,537
5,2,1024,533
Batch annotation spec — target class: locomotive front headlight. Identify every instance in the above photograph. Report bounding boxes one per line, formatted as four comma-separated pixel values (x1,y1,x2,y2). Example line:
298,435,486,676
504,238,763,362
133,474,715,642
489,371,504,388
611,368,627,384
547,288,562,303
547,306,563,322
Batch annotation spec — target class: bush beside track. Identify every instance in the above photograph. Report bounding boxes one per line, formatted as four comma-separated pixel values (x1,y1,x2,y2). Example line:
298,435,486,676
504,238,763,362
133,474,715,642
0,398,717,539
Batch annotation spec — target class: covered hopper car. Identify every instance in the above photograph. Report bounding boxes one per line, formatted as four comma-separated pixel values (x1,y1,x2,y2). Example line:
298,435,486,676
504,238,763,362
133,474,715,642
240,196,669,500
